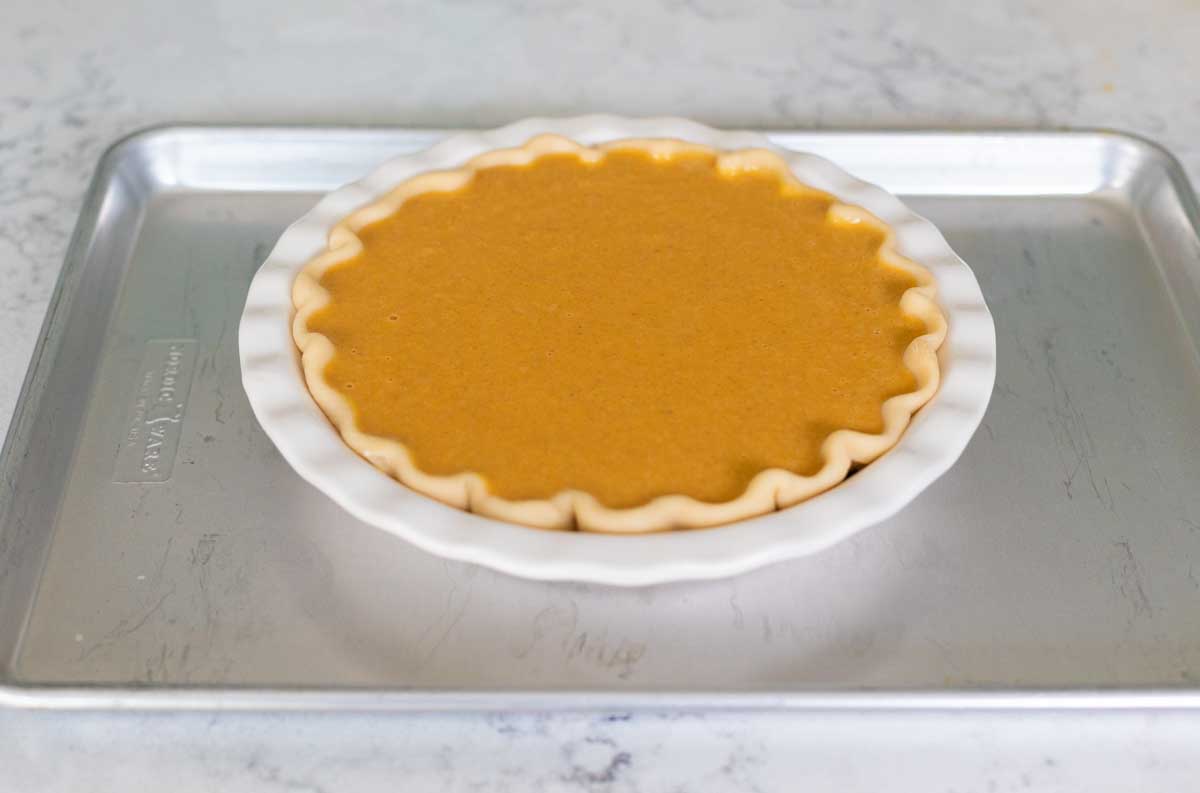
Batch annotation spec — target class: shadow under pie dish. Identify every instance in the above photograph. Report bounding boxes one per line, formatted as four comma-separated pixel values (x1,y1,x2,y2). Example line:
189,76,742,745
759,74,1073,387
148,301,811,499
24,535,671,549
290,133,946,533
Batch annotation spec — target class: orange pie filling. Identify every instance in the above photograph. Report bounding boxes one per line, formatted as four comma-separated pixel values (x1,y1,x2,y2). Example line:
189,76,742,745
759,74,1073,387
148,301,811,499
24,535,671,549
293,137,945,531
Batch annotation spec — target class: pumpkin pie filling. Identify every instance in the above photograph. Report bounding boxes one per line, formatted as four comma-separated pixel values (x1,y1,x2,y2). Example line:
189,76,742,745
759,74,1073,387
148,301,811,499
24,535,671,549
294,137,943,529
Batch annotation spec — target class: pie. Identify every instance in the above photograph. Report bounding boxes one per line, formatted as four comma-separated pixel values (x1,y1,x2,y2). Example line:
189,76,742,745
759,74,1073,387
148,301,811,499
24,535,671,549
291,135,947,533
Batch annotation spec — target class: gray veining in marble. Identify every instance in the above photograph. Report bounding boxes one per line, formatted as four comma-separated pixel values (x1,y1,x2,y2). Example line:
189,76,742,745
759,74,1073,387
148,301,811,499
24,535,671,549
4,709,1200,792
3,0,1200,789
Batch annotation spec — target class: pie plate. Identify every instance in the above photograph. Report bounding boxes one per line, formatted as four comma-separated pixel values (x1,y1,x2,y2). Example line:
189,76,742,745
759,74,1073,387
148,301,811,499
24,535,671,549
238,115,997,586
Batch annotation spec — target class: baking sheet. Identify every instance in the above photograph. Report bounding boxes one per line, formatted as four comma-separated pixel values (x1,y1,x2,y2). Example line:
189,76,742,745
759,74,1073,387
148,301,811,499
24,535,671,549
1,128,1199,710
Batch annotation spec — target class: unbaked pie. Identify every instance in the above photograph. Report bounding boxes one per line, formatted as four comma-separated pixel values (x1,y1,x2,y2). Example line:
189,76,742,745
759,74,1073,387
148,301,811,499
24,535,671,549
291,135,946,532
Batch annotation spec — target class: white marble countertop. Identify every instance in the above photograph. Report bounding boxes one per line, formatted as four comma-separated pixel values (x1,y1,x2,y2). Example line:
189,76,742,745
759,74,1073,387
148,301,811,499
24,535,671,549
3,0,1200,789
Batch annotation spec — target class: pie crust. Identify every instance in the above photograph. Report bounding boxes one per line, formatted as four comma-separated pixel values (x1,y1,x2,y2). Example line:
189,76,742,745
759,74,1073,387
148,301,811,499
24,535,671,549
291,135,947,533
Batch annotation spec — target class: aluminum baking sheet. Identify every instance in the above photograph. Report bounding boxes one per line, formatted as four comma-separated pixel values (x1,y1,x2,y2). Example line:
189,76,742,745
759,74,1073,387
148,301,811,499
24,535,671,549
1,127,1199,711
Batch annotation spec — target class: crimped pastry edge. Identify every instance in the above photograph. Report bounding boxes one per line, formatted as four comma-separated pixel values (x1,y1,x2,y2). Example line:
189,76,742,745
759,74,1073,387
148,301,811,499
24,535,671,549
291,134,948,533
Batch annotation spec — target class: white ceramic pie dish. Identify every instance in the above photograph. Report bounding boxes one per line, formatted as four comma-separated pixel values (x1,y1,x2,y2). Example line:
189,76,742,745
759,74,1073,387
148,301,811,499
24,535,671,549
239,115,996,586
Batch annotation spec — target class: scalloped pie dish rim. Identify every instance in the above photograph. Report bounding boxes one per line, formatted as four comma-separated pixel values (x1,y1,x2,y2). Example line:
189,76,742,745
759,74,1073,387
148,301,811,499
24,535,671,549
239,115,996,585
